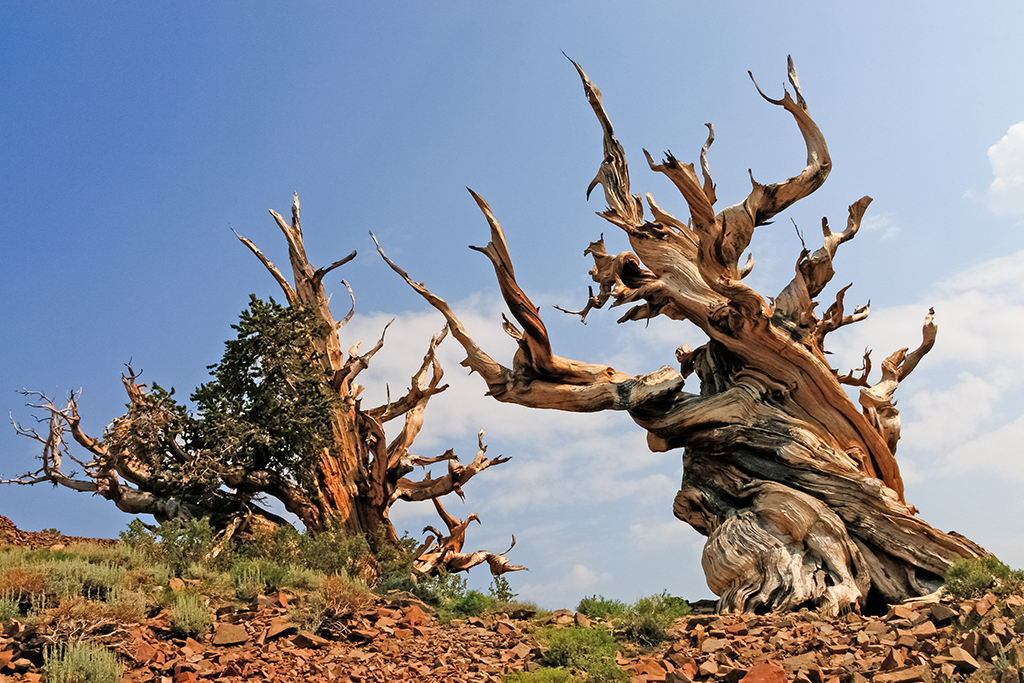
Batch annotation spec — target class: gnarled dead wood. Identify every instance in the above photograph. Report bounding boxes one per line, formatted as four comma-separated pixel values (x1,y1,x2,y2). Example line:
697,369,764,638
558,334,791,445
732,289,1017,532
383,57,985,614
8,196,513,568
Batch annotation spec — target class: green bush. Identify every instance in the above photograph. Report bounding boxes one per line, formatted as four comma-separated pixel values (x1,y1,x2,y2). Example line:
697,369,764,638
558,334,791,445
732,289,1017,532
0,589,20,623
235,523,302,565
43,642,124,683
230,557,293,600
577,595,627,621
170,591,215,638
945,556,1024,600
502,669,578,683
419,568,468,603
489,575,519,603
537,626,628,682
297,523,371,577
121,517,219,577
41,558,127,602
616,591,690,647
451,590,497,618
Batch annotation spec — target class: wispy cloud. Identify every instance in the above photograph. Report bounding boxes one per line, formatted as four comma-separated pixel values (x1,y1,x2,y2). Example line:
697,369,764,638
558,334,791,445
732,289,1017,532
860,211,902,240
987,121,1024,216
827,249,1024,487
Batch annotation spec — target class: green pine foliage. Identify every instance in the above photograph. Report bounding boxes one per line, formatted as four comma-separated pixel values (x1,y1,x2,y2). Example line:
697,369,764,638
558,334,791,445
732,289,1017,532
189,295,338,495
101,296,339,520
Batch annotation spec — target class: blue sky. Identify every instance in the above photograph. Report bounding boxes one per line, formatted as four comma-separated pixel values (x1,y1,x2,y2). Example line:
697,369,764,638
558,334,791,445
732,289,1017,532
3,3,1023,609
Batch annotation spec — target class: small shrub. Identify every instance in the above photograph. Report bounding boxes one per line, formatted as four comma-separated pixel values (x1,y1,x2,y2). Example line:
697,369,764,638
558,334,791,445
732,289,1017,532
320,572,374,617
945,556,1024,600
489,575,518,603
0,566,47,607
502,669,578,682
105,585,148,623
230,558,292,600
374,572,418,597
170,591,214,638
121,517,218,577
297,523,371,578
285,565,322,591
537,626,628,682
40,558,127,603
297,572,373,637
365,527,418,584
451,590,496,618
419,568,468,603
236,523,302,565
577,595,627,621
617,592,690,647
43,642,124,683
0,589,20,623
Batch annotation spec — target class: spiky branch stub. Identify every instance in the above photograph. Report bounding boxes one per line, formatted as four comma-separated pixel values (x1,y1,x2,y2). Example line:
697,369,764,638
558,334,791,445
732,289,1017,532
381,57,984,613
6,195,523,577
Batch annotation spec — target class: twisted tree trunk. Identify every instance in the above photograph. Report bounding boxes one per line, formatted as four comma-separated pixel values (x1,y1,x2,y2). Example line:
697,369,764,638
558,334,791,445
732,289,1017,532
379,57,985,613
8,196,521,575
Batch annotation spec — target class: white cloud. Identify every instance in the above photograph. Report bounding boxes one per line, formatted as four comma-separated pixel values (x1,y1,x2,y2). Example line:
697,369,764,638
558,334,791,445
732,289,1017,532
628,519,704,552
568,563,612,590
828,249,1024,486
938,414,1024,482
860,211,901,240
987,121,1024,216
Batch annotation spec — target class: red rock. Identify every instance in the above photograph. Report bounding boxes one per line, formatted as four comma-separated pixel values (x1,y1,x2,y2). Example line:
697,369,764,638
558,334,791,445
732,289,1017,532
879,647,906,671
292,631,330,649
740,660,787,683
911,620,937,636
402,604,429,627
699,660,719,677
929,603,957,624
211,622,249,646
666,673,695,683
934,647,980,673
0,651,14,670
782,652,818,674
888,605,918,621
872,665,933,683
173,672,198,683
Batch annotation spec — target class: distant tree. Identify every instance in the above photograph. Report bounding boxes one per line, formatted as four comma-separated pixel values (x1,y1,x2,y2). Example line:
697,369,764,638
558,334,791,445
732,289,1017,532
6,196,523,576
379,57,986,613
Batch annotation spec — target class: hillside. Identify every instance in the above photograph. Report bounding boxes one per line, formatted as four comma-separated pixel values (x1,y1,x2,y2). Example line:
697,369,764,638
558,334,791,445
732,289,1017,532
2,515,1023,683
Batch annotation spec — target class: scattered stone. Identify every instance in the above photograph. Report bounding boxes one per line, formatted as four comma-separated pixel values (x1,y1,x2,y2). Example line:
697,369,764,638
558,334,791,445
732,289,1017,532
211,622,249,646
740,660,787,683
6,510,1024,683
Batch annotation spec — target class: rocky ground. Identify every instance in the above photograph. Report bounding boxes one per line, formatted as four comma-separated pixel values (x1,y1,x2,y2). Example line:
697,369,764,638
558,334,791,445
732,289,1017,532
3,516,1024,682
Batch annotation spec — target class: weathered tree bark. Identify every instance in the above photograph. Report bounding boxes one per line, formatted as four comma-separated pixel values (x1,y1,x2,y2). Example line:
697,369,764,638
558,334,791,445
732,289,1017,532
380,57,985,613
7,196,521,575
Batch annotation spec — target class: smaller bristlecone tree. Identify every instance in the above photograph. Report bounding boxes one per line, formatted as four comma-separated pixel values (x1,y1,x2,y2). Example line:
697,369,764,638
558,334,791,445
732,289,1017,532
378,57,986,613
5,196,524,577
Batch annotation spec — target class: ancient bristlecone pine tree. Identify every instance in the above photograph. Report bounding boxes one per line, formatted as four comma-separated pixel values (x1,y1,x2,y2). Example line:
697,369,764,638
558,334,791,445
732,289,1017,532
380,58,985,613
7,197,522,575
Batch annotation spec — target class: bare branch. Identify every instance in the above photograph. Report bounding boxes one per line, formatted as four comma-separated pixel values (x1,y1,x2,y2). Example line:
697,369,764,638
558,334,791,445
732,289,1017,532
744,56,832,226
567,55,644,230
312,249,357,289
859,309,938,453
837,349,873,387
